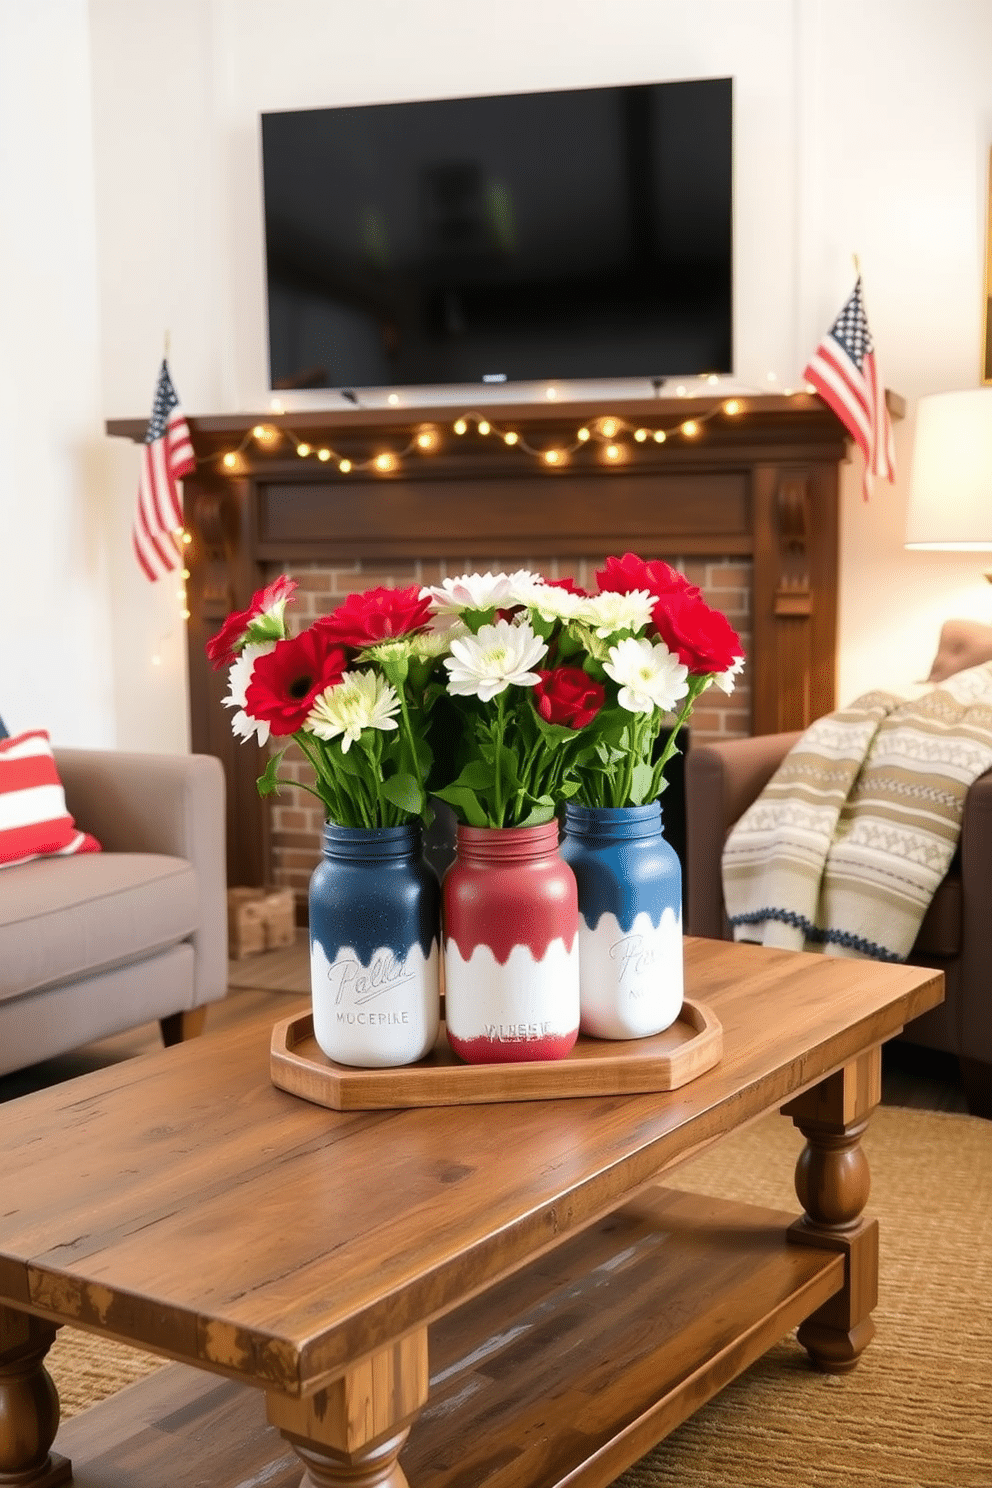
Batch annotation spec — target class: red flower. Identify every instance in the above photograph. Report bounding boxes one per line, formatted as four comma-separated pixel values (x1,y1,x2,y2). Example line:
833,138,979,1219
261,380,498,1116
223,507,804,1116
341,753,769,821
595,552,699,603
652,590,743,675
245,627,348,736
206,575,297,669
316,585,433,648
534,667,606,729
543,575,589,596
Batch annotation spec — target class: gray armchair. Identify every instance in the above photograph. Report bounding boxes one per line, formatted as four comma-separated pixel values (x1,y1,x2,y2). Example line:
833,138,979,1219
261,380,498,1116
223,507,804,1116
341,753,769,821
0,748,228,1077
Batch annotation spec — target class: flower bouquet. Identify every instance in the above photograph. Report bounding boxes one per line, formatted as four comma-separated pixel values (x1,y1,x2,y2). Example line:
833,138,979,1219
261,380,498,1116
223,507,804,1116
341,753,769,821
418,557,744,1060
206,575,450,1070
419,556,744,825
206,575,446,827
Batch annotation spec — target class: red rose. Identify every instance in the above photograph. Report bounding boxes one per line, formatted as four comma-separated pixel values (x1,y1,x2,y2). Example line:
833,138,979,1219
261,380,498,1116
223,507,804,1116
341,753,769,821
245,627,348,736
595,553,699,603
315,585,433,648
651,590,743,675
534,667,606,729
206,575,297,669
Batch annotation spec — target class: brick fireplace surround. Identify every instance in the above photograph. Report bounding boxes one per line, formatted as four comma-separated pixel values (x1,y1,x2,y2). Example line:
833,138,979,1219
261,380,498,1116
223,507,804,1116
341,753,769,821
108,392,864,913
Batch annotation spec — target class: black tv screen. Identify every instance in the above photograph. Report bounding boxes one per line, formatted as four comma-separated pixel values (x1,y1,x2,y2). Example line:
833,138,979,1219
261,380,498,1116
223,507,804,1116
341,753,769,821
260,77,733,393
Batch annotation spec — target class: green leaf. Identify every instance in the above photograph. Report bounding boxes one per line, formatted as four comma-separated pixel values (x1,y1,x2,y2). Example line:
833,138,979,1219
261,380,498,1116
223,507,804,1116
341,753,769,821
433,783,491,827
256,750,287,798
380,772,425,815
629,761,655,806
515,800,557,827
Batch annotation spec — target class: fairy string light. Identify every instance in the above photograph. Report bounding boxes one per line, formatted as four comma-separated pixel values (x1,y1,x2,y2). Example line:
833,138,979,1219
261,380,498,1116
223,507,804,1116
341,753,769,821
215,396,767,476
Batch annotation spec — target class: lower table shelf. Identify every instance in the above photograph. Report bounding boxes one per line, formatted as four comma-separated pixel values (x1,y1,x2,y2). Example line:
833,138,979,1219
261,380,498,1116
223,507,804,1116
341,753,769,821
56,1188,844,1488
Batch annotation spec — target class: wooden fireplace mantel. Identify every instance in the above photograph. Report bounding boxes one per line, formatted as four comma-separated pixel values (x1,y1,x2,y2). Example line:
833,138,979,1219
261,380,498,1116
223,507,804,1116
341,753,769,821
108,391,886,888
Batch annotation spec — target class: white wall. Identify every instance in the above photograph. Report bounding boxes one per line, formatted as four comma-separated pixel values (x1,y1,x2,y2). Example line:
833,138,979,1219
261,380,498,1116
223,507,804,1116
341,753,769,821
0,1,116,746
3,0,990,749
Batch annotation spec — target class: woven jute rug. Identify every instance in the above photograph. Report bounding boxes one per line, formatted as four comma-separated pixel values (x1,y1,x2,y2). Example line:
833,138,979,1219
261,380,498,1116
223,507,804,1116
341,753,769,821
47,1103,991,1488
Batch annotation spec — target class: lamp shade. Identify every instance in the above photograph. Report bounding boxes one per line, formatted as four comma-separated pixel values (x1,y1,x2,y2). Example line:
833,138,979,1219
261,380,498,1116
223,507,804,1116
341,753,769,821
905,388,992,549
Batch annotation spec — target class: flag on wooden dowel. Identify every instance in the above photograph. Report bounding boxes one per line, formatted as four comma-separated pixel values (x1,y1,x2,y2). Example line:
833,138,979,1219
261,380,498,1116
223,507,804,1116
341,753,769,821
802,276,896,501
133,360,196,581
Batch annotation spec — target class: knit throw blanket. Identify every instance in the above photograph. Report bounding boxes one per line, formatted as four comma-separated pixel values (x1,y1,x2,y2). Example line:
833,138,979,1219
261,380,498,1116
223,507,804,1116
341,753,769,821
722,661,992,961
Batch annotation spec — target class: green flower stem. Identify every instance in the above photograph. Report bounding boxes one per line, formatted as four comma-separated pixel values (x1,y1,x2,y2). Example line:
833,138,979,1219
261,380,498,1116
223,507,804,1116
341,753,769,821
493,691,508,827
395,687,419,780
651,677,707,795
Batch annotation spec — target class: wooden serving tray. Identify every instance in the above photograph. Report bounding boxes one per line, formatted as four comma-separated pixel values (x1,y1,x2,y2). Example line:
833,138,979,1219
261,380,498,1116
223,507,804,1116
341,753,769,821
269,1000,722,1110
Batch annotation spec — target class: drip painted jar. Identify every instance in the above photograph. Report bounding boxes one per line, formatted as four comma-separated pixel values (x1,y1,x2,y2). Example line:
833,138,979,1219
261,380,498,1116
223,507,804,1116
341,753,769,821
309,822,441,1068
560,801,683,1040
442,821,580,1064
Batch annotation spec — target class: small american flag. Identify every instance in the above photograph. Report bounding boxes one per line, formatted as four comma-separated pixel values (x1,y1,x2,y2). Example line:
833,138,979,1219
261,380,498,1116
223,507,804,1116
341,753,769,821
802,277,895,501
133,360,196,581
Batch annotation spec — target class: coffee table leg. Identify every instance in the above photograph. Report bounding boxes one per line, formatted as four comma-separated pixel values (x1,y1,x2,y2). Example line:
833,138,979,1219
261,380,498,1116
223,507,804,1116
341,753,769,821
0,1307,71,1487
266,1329,429,1488
782,1047,882,1374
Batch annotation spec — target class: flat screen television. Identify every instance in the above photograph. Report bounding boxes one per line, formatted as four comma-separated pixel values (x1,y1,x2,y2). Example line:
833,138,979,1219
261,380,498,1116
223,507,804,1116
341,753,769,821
260,77,733,394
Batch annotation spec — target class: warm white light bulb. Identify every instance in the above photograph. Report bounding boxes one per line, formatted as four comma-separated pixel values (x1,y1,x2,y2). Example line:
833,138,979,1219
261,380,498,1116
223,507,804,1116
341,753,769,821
339,459,352,474
454,418,467,435
318,448,331,461
723,399,742,416
504,431,518,445
387,393,400,405
478,419,491,436
297,442,310,457
545,387,557,400
634,428,648,442
577,427,590,442
222,452,237,468
544,449,561,465
605,444,621,461
653,430,667,444
682,420,699,437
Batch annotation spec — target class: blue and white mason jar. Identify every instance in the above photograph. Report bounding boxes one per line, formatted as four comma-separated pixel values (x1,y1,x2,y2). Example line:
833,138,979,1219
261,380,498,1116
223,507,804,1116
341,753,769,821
309,822,441,1068
560,801,683,1040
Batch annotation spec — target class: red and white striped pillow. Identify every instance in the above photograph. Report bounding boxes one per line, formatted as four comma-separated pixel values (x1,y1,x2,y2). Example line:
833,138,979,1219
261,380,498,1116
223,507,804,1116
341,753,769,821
0,730,102,867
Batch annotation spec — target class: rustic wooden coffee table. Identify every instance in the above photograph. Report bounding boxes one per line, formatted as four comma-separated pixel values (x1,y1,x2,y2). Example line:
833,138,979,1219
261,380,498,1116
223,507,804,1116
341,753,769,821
0,938,942,1488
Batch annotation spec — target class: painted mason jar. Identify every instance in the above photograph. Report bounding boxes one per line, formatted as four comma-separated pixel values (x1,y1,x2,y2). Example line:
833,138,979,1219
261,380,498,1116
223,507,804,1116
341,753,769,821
309,822,441,1068
560,801,683,1040
443,821,580,1064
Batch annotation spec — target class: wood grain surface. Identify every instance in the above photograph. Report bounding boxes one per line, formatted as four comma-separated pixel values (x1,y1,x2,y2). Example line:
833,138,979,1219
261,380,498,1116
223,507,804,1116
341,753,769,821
269,999,723,1109
0,939,942,1404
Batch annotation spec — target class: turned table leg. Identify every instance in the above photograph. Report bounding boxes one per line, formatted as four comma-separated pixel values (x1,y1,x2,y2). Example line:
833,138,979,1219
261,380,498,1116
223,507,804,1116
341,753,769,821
0,1307,71,1487
782,1047,881,1374
266,1331,429,1488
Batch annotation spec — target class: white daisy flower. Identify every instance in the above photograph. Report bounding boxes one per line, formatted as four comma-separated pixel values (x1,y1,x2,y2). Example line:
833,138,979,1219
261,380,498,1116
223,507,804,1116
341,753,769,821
223,642,275,747
444,618,548,702
604,636,689,715
306,670,400,753
711,655,746,695
410,624,465,659
507,573,584,621
420,571,515,617
576,589,655,638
